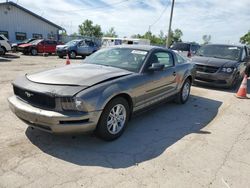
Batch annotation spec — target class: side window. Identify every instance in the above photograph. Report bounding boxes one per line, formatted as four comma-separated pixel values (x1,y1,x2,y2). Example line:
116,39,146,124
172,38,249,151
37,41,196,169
154,52,174,68
176,53,186,64
80,41,87,47
42,41,47,45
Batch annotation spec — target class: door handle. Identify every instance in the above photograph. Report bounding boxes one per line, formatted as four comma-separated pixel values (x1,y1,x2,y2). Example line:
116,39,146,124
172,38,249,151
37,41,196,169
173,71,176,76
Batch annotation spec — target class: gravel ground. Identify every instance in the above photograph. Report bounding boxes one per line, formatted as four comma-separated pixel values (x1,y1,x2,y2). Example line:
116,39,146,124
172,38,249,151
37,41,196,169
0,53,250,188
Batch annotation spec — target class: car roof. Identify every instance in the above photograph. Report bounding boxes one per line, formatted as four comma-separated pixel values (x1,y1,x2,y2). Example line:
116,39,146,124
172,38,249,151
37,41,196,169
108,45,167,51
173,42,200,45
205,44,245,48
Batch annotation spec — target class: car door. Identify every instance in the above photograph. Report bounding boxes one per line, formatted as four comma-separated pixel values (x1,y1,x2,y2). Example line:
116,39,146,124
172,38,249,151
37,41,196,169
37,41,44,53
44,40,56,53
77,40,89,55
136,50,177,107
50,41,57,53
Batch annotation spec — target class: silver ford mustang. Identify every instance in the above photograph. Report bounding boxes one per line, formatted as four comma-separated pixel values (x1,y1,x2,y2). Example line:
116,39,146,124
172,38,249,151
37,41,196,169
8,45,195,140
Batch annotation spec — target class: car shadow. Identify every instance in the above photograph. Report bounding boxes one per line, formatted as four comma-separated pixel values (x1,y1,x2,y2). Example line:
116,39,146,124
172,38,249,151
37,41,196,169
1,53,20,59
193,82,240,94
0,57,12,62
194,77,250,94
25,95,222,169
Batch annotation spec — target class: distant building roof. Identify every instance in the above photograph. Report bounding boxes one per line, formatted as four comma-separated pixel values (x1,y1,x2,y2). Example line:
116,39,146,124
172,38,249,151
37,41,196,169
0,1,64,30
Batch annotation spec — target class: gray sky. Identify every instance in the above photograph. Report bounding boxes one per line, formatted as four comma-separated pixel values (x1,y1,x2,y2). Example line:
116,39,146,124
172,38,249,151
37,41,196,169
2,0,250,44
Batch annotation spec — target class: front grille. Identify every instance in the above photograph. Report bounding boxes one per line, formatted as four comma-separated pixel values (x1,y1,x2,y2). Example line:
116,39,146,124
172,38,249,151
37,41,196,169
196,64,219,73
13,86,56,109
17,47,25,52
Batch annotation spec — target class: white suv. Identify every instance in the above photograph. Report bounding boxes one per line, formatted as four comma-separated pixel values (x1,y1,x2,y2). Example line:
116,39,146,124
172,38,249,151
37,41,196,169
0,35,11,55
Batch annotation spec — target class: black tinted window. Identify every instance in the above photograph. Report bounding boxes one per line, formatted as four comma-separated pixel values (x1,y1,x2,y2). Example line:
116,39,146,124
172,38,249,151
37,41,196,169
191,45,200,52
171,43,190,51
46,40,56,45
86,41,94,47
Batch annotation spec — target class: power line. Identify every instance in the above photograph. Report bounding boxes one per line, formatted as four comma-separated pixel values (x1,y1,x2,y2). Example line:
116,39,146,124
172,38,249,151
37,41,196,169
149,0,171,28
62,0,130,12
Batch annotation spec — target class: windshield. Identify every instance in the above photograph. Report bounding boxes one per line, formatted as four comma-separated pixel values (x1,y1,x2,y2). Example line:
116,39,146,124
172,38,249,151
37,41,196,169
22,39,30,43
66,40,80,46
30,39,42,45
84,48,148,72
196,45,242,61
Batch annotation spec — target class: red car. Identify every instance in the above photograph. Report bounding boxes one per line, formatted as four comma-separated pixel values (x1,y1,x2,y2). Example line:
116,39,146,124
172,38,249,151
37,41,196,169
17,39,58,55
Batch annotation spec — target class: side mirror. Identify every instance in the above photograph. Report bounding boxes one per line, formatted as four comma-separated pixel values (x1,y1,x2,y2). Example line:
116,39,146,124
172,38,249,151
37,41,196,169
148,63,165,71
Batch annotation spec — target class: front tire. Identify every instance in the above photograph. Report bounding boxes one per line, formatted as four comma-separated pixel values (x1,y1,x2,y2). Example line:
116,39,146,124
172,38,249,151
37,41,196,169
0,46,6,55
69,51,76,59
230,73,240,89
175,79,191,104
31,48,38,56
96,97,130,141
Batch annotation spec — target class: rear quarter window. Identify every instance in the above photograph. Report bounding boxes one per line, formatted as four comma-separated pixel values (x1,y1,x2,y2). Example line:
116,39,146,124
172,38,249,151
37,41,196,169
176,53,186,64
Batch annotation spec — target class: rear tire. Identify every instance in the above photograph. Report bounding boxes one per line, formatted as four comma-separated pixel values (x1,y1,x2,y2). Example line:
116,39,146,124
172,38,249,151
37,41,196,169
175,79,191,104
58,55,64,58
96,97,130,141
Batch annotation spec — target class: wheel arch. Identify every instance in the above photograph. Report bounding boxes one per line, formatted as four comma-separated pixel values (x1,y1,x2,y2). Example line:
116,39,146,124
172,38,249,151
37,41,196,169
186,75,193,83
1,46,6,52
103,93,134,118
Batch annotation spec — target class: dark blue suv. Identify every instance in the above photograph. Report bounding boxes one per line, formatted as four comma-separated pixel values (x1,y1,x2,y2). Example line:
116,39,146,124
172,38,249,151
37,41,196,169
56,39,99,59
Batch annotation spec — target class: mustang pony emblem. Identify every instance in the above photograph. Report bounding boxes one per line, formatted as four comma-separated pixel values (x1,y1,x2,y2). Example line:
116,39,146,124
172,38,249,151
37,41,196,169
25,91,33,98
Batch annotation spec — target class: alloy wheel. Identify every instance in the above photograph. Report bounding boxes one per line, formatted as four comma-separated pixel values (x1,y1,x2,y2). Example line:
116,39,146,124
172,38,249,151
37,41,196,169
106,104,126,135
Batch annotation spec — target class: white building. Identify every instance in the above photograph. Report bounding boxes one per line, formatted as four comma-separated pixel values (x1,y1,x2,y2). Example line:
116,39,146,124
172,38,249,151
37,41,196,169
0,1,64,42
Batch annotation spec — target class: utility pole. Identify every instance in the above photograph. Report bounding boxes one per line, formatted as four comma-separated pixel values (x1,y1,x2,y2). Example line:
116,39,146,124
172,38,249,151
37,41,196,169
166,0,175,48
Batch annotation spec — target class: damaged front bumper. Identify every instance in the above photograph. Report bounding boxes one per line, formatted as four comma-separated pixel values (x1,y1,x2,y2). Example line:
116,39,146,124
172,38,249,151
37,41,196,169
8,96,102,134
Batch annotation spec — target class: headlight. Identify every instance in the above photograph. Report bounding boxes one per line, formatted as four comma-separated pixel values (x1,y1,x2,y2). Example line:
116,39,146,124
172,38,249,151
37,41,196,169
74,97,87,111
221,67,234,73
61,97,87,111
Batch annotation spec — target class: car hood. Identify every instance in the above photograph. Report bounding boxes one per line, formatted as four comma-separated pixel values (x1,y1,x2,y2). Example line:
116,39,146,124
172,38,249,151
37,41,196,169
19,43,33,48
56,45,69,49
26,63,133,86
192,56,238,67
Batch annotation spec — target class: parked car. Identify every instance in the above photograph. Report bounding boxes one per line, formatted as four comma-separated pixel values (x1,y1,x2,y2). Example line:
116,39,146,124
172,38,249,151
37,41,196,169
171,42,200,58
56,39,99,59
192,44,249,88
17,39,58,55
11,38,36,52
8,45,195,140
0,34,11,55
